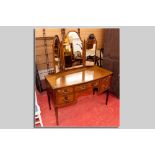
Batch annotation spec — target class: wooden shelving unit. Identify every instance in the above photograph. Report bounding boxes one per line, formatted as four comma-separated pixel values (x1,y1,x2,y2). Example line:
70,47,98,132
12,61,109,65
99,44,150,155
35,29,55,92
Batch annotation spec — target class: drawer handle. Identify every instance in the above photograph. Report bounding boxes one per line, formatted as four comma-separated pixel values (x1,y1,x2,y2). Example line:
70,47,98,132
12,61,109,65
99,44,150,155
62,91,68,95
91,83,97,86
63,89,68,93
64,96,69,102
81,85,86,89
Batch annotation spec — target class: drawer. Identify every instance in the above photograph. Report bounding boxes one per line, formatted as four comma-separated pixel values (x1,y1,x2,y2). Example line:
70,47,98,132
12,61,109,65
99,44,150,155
100,76,112,91
75,83,90,92
89,80,99,88
56,87,73,95
56,94,74,105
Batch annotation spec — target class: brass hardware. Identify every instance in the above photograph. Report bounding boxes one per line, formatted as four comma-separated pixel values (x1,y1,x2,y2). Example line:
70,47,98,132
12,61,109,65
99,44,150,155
64,96,69,102
82,85,86,89
62,89,68,94
91,83,97,86
64,89,67,92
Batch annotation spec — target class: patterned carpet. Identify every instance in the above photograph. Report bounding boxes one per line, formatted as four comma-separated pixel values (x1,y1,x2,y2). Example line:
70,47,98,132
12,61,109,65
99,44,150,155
36,91,120,127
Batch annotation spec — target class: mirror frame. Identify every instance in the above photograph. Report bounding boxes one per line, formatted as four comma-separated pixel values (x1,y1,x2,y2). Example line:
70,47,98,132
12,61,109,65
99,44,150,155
62,30,85,70
53,35,61,73
85,34,97,66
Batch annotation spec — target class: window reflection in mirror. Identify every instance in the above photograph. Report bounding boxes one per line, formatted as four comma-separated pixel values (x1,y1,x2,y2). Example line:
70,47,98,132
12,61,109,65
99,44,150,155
86,34,96,66
63,32,83,69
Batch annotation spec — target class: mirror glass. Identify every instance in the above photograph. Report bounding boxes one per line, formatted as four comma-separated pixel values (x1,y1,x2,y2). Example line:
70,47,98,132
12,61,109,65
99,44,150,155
63,32,83,69
86,34,96,66
53,35,61,73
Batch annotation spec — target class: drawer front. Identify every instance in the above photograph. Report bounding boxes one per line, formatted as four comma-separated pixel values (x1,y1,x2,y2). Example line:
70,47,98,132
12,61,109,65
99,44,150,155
100,76,112,92
89,80,99,88
56,87,73,95
75,83,91,92
56,94,74,105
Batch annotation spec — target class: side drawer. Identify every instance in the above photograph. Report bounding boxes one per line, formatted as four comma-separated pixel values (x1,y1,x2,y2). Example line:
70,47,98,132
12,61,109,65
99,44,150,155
56,94,74,105
56,87,73,95
99,76,112,92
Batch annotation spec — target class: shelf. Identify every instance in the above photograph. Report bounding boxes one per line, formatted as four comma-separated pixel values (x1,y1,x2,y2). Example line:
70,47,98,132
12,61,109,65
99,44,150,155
35,53,54,56
36,62,54,65
35,37,54,40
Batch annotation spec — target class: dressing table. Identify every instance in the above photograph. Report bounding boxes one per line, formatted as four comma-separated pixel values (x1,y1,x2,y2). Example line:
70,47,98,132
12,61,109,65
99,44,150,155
44,30,113,125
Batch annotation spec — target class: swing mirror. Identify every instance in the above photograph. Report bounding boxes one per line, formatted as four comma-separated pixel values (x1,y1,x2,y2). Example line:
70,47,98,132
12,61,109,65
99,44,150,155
63,31,83,69
53,35,61,73
86,34,97,66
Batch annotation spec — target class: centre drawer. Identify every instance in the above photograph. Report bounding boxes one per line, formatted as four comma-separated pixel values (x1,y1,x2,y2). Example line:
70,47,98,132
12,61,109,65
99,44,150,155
75,83,91,92
89,80,99,88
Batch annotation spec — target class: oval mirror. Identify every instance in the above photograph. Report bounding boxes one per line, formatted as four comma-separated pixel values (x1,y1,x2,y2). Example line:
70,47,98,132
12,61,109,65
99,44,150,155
63,31,83,69
86,34,97,66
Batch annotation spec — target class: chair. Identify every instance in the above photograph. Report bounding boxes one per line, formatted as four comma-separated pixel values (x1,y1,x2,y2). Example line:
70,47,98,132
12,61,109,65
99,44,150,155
95,48,104,66
35,92,43,127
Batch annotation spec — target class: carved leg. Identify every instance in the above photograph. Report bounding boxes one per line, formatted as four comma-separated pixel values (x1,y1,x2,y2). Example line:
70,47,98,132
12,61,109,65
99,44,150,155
55,107,59,125
47,94,51,110
105,89,109,105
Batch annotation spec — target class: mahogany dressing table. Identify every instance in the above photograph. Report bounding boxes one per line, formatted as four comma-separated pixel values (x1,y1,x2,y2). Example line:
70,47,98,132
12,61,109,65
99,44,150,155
43,30,113,125
45,66,112,125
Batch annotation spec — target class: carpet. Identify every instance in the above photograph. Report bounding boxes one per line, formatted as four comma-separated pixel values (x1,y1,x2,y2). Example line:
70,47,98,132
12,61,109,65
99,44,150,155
35,91,120,127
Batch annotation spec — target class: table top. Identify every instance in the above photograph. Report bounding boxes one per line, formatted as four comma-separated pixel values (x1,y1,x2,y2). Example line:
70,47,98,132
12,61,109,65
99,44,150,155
45,66,113,89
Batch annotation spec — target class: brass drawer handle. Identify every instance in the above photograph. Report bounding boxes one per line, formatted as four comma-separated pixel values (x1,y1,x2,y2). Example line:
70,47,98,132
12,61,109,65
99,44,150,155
62,89,68,93
64,99,69,102
91,83,97,86
62,91,68,95
82,85,86,90
63,96,69,102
